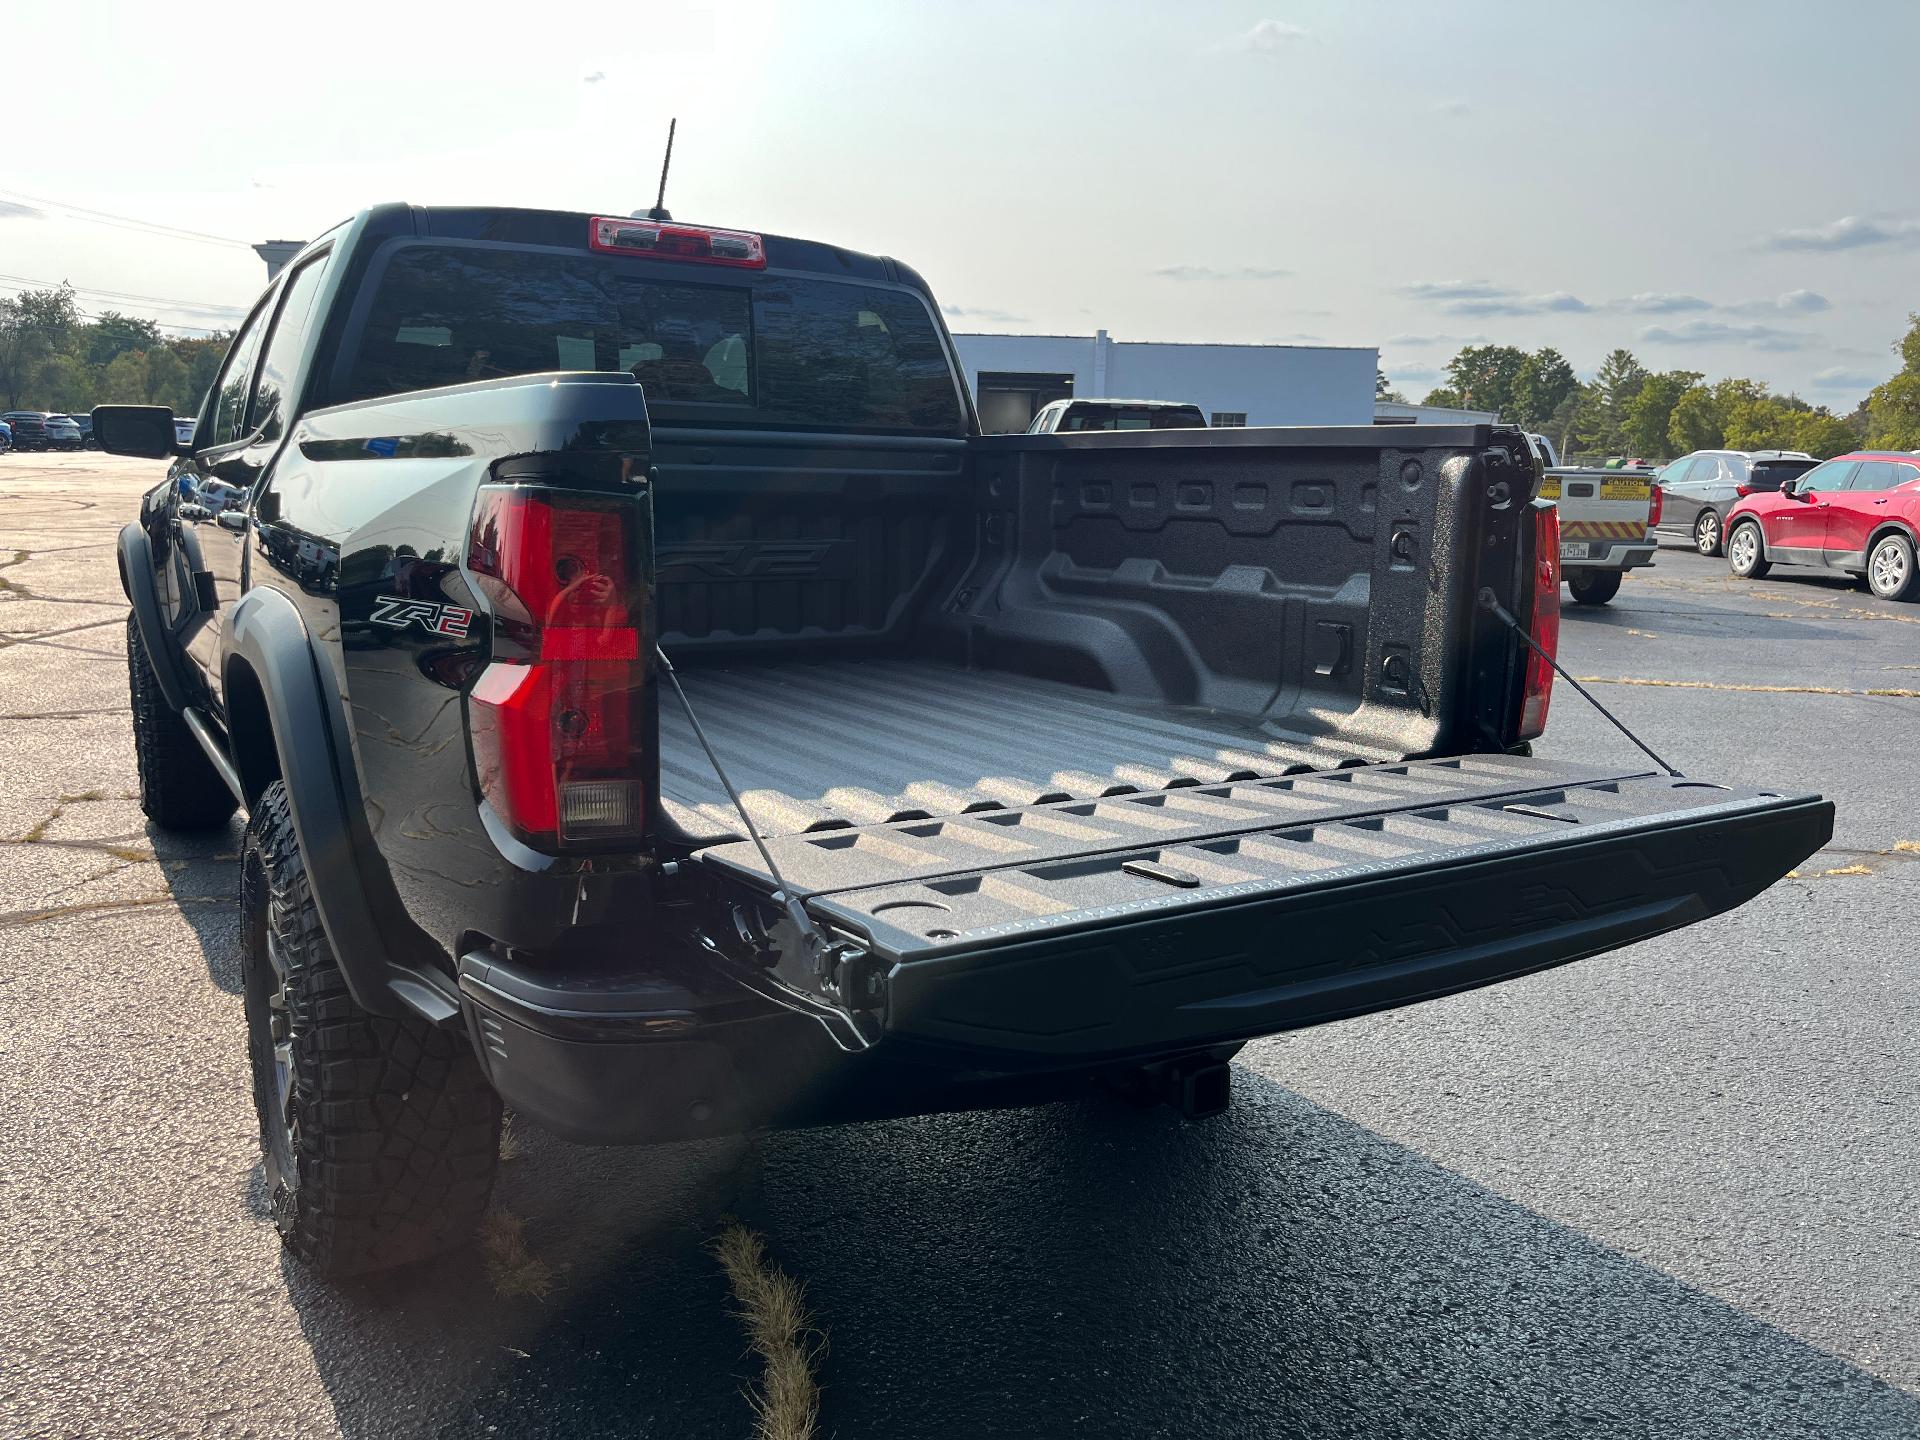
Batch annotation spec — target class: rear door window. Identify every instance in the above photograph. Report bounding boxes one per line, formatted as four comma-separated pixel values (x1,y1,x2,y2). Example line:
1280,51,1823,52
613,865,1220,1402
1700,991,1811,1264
251,251,334,441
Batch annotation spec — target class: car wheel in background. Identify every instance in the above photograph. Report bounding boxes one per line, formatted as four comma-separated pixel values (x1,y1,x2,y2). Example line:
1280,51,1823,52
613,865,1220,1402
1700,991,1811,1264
1694,509,1723,557
1566,570,1622,606
1727,521,1771,580
1867,531,1919,601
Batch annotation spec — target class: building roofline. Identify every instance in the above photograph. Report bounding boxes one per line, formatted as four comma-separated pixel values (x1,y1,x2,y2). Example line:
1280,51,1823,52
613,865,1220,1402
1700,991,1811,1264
950,332,1374,353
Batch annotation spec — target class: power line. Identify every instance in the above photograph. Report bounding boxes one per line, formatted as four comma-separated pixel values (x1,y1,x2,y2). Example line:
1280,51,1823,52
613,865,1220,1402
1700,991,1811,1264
0,271,246,316
0,187,252,249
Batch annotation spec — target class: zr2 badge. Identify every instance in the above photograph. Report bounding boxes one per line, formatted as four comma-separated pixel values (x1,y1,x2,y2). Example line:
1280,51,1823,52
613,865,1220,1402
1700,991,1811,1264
369,595,474,638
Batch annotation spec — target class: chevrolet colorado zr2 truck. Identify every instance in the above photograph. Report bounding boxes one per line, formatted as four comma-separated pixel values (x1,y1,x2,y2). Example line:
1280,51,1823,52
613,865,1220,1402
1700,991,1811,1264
93,204,1832,1278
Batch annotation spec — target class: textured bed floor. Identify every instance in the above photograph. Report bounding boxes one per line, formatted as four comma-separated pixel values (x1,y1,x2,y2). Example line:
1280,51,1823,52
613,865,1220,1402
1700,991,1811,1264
659,658,1393,842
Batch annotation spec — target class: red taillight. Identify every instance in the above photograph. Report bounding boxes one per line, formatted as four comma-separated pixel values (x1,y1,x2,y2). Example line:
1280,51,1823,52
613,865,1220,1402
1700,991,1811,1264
589,216,766,269
1518,504,1560,741
1734,483,1754,498
466,486,647,850
1647,483,1663,528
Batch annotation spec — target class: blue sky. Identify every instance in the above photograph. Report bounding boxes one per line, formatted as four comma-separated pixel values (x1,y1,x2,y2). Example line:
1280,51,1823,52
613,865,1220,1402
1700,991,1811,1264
4,0,1917,406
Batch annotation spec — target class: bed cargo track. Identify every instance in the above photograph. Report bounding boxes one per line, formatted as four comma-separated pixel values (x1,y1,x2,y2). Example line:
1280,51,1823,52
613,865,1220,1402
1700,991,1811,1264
693,753,1831,1062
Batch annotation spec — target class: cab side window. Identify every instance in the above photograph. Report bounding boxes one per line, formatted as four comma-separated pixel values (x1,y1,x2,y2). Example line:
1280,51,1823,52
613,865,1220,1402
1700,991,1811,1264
250,253,334,442
1848,461,1910,492
205,297,275,450
1797,460,1857,493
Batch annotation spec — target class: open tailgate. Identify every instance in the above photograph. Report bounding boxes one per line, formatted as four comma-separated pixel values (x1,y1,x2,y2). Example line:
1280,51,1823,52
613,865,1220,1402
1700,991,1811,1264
695,754,1831,1062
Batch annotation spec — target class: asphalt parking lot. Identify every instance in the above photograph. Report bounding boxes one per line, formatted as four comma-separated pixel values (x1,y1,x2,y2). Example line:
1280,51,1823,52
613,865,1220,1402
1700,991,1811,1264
3,451,1916,1439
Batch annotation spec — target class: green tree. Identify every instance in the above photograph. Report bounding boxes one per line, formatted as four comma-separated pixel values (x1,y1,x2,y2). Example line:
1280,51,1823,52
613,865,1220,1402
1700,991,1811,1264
1866,313,1920,450
1722,395,1798,451
0,285,80,408
1590,349,1649,451
1667,385,1722,453
1442,344,1529,416
1793,412,1858,460
84,311,165,368
1509,348,1577,431
1375,368,1405,403
100,349,151,404
144,345,189,410
1419,384,1465,409
34,353,92,413
1623,369,1701,457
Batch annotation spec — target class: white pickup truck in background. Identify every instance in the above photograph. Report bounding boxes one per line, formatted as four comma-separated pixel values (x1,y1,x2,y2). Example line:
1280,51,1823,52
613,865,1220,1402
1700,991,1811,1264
1539,465,1661,605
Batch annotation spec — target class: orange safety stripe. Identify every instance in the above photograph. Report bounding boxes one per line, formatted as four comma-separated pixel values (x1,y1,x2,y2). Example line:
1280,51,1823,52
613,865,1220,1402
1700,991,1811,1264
1559,519,1651,540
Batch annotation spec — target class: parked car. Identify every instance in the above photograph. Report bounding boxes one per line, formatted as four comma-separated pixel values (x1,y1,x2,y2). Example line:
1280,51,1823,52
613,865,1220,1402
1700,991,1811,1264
1027,398,1208,433
1539,464,1661,604
1725,451,1920,600
2,411,50,450
1656,449,1819,556
93,201,1827,1280
68,412,96,447
43,414,84,450
0,418,11,454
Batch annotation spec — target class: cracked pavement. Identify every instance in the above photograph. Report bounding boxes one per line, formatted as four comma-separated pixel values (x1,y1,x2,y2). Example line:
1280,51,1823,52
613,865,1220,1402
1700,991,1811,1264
1,453,1915,1438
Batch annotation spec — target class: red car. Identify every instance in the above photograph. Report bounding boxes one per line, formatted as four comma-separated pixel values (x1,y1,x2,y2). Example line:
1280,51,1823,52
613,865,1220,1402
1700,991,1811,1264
1724,451,1920,601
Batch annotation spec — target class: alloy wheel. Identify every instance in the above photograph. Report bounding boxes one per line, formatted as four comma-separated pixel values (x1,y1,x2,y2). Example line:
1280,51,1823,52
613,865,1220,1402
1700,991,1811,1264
1695,511,1720,555
1730,527,1757,573
1871,538,1910,596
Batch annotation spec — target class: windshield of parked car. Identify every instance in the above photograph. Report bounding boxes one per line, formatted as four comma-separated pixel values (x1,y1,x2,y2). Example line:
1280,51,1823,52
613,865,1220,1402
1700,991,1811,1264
342,244,965,435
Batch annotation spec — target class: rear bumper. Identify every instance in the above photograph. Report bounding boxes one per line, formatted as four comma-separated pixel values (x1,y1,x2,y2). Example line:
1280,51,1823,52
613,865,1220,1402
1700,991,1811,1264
1565,542,1655,571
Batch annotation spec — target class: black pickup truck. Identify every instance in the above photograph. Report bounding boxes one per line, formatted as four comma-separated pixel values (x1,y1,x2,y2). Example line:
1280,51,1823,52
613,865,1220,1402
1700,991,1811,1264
95,203,1831,1278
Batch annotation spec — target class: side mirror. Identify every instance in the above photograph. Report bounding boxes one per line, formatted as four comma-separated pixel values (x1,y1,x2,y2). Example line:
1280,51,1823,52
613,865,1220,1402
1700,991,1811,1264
92,404,184,459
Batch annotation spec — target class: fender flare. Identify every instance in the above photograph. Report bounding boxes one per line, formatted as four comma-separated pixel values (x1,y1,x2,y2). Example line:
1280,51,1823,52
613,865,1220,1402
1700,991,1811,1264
118,522,190,713
226,586,460,1024
1866,519,1918,561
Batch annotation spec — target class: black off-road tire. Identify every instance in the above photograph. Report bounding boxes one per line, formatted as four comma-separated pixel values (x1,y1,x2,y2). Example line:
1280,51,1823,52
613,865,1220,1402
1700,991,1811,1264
242,780,500,1278
1566,569,1622,606
1727,520,1772,580
126,611,236,831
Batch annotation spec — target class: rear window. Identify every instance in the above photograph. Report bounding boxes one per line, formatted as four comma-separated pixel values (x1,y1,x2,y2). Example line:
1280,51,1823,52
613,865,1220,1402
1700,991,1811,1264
342,244,963,434
1060,404,1207,432
1749,458,1817,491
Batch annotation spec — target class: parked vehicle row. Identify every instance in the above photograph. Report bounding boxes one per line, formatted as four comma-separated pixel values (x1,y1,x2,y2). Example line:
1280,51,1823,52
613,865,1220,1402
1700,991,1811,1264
1724,452,1920,601
1655,449,1818,557
1,410,89,452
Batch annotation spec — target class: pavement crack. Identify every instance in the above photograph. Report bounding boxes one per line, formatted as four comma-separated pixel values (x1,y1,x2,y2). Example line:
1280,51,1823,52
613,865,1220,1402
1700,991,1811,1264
0,893,228,930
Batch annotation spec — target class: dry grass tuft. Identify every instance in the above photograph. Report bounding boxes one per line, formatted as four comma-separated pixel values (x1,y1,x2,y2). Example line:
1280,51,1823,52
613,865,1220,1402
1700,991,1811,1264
1821,864,1874,877
59,790,108,803
477,1208,554,1301
1894,840,1920,854
497,1114,523,1163
713,1222,824,1440
1574,675,1920,699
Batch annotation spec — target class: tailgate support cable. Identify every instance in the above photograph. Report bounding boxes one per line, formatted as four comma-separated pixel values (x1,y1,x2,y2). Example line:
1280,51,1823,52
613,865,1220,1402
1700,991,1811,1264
653,644,829,956
1476,588,1682,777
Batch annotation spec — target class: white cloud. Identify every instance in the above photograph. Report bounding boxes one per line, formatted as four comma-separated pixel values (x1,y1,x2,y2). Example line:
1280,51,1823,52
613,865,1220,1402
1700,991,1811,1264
942,303,1026,324
583,70,606,83
1637,319,1809,352
1809,366,1880,390
1152,264,1291,281
1762,216,1920,252
1610,293,1713,315
1225,19,1311,52
0,199,43,221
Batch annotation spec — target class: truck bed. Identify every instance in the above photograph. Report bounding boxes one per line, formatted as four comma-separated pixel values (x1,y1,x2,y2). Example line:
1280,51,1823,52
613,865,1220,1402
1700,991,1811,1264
659,658,1398,844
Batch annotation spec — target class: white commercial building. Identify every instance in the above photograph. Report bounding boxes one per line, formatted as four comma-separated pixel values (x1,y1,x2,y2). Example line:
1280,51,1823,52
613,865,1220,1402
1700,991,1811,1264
950,329,1378,432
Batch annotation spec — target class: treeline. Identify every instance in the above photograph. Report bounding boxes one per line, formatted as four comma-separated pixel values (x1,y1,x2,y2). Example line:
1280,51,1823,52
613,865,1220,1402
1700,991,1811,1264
1418,312,1920,461
0,284,231,415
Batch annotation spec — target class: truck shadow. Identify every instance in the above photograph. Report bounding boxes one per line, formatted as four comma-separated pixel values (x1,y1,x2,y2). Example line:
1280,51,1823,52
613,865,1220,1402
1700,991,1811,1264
148,817,245,994
279,1074,1919,1439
